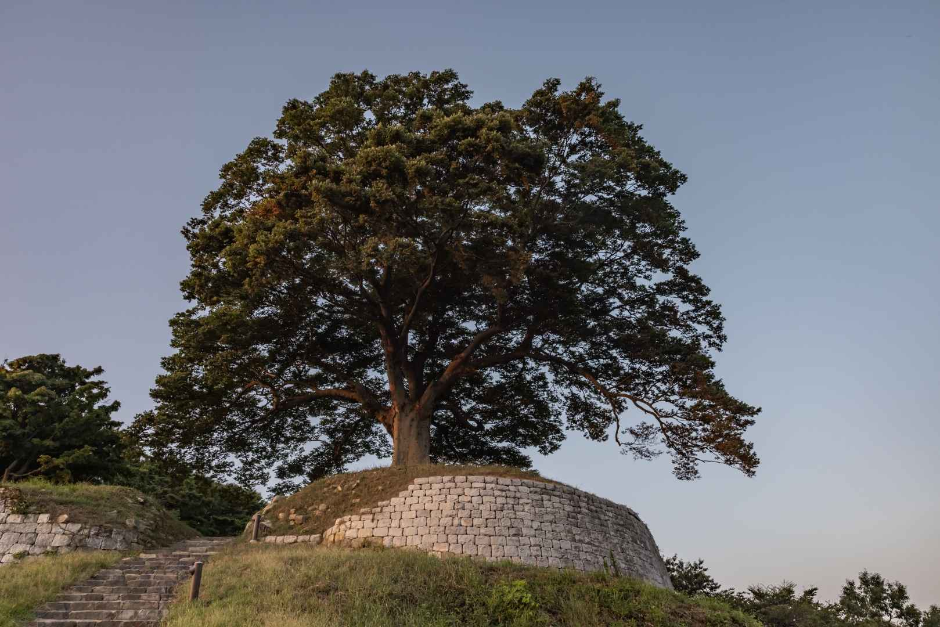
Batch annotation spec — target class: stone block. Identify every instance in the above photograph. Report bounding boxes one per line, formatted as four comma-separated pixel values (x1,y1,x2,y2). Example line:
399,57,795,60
0,532,20,545
34,533,56,547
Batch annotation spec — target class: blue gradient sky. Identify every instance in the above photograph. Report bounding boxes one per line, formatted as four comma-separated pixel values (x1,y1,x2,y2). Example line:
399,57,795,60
2,0,938,607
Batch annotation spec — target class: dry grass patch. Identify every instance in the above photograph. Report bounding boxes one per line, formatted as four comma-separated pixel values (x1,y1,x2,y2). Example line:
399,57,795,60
163,542,759,627
0,550,125,627
259,464,566,538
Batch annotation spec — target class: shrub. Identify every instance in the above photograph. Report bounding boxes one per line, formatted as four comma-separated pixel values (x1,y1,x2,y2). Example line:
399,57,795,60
488,579,542,626
113,460,263,537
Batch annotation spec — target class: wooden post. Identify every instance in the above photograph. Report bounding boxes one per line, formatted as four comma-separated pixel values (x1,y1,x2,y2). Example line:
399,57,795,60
251,514,261,542
189,561,203,601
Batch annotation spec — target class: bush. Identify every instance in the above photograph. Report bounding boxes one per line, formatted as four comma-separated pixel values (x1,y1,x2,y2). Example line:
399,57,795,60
664,554,722,596
488,579,542,626
113,461,263,537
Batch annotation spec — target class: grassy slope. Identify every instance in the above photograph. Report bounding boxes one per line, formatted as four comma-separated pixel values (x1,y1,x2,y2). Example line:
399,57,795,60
2,480,199,546
0,550,124,627
261,464,566,537
164,543,759,627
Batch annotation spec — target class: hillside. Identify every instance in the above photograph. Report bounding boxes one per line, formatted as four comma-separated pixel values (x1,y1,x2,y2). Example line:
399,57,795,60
1,480,199,547
255,464,566,538
165,542,760,627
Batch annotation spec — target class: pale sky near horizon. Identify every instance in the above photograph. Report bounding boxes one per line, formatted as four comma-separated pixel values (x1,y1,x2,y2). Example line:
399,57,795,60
2,0,938,608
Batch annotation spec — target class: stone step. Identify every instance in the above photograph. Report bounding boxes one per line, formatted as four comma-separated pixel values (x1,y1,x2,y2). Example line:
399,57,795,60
27,536,235,626
41,609,165,621
71,586,175,594
85,577,179,586
43,600,165,612
29,620,161,626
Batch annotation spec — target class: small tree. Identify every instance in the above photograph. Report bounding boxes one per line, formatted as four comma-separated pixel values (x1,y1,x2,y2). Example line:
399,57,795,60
133,69,760,486
922,607,940,627
839,570,923,626
1,354,123,483
664,555,723,596
743,583,842,627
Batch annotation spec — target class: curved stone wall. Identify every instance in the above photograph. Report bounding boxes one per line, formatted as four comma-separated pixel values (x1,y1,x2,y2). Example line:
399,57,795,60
321,475,673,589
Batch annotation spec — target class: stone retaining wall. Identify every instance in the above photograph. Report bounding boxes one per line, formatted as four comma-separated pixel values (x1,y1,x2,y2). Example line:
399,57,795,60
0,490,142,564
319,475,673,589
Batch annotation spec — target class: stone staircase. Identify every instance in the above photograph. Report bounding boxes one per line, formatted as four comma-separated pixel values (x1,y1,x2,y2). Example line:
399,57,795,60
26,536,234,627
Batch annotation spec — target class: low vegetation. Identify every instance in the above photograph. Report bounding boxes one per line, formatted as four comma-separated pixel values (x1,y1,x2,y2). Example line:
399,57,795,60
0,550,124,627
113,460,264,537
259,464,565,538
665,555,940,627
3,480,198,546
164,542,758,627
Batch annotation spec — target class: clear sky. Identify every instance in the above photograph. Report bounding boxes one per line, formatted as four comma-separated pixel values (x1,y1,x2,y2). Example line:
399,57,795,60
2,0,938,607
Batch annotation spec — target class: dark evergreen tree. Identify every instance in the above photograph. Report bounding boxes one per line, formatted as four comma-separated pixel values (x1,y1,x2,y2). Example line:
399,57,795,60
131,69,760,486
1,354,123,483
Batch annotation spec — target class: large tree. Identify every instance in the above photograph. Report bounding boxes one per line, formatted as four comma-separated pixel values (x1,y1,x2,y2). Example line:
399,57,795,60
1,354,124,482
132,70,760,487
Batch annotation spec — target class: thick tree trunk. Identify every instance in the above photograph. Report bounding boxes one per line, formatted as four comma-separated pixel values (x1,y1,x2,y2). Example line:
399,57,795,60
391,407,431,465
2,458,23,483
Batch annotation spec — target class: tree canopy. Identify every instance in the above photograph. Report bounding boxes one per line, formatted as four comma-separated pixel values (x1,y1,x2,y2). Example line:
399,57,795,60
131,69,760,489
839,570,927,627
665,555,939,627
1,354,123,482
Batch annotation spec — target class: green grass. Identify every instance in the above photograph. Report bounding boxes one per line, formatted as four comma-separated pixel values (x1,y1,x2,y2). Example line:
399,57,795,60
2,480,199,546
261,463,567,538
164,542,760,627
0,550,125,627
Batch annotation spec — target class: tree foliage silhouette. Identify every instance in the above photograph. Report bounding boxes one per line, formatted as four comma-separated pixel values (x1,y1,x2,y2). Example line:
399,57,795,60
1,354,123,483
131,70,760,487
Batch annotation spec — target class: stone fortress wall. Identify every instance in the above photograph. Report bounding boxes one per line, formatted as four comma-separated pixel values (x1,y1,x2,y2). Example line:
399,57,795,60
0,489,143,564
309,475,673,589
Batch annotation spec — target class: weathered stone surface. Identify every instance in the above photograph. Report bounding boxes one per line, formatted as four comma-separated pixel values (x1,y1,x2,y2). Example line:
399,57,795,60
316,475,674,589
0,497,150,564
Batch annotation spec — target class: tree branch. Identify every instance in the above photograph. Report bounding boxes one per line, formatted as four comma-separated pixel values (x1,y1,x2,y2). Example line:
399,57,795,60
466,324,538,370
445,401,486,432
399,248,440,348
417,323,505,409
523,349,626,444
